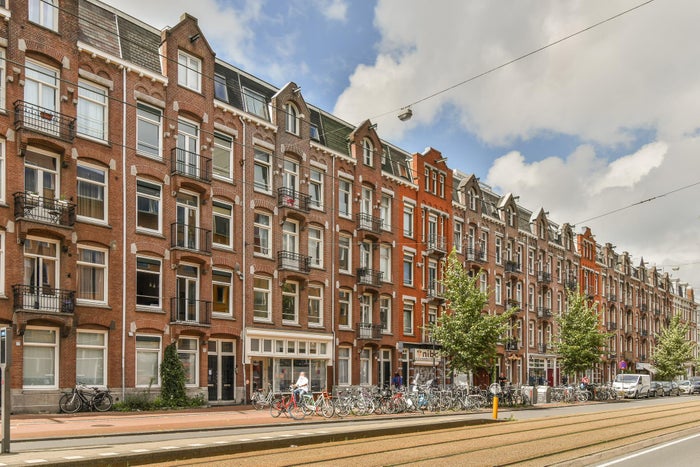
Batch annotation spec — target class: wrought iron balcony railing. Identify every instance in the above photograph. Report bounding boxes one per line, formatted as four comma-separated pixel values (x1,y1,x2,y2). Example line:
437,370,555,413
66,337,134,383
277,187,310,213
12,284,75,313
171,222,212,254
170,147,212,183
356,212,382,233
537,307,552,318
426,280,444,299
170,297,212,325
357,268,383,286
14,100,76,142
607,294,617,302
505,339,519,351
505,260,521,273
356,322,382,340
426,235,447,255
536,271,552,283
538,343,549,354
14,192,76,227
607,322,617,331
277,250,311,273
465,247,487,262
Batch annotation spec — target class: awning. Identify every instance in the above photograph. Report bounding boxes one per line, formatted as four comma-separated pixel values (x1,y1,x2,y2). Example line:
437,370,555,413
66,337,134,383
635,362,656,373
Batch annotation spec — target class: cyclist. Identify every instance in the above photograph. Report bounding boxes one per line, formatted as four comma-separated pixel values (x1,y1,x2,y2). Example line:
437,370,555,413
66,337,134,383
293,371,309,403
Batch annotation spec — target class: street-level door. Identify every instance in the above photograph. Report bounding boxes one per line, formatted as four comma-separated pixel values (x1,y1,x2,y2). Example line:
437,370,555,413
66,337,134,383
207,339,236,402
379,349,392,389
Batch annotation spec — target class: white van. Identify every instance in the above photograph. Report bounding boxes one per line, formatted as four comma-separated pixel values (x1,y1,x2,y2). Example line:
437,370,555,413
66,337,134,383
613,373,651,398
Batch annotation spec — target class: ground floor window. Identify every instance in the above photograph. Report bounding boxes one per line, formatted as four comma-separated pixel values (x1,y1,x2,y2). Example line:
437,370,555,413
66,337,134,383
177,337,199,386
337,347,351,386
360,348,371,385
266,358,327,392
23,327,58,388
76,330,107,386
136,334,161,387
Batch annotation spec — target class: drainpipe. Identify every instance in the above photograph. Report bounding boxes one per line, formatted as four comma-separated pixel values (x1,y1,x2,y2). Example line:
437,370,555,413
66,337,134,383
120,66,127,401
331,153,336,389
238,115,247,404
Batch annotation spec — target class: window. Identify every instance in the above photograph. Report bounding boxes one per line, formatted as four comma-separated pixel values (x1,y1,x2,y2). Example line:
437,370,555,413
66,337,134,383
213,132,233,180
439,174,445,198
480,271,488,293
403,204,414,237
212,200,233,248
0,139,5,204
380,194,391,230
136,179,161,232
177,337,199,386
495,276,502,305
136,103,162,158
338,234,351,273
214,73,228,101
338,178,352,217
468,188,477,211
29,0,57,31
253,211,271,257
424,168,430,190
285,102,299,135
362,138,373,166
253,149,271,192
282,281,299,324
77,163,107,222
135,335,161,387
337,347,351,385
495,237,502,264
77,80,108,140
528,285,534,311
454,222,463,253
309,168,324,210
308,226,323,269
136,256,161,308
0,231,4,296
212,269,233,316
25,60,58,130
379,244,391,282
23,238,58,295
0,48,5,111
308,285,323,326
76,331,107,386
23,327,59,388
253,276,271,321
403,302,414,335
380,296,391,333
76,246,107,304
242,88,269,120
176,118,200,177
339,289,352,328
403,253,414,286
310,125,320,141
177,50,201,92
360,348,371,385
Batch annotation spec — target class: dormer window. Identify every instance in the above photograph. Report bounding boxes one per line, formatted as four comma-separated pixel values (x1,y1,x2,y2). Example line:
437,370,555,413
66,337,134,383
214,73,228,101
362,138,373,166
242,88,269,120
29,0,58,32
177,50,201,93
468,188,477,211
285,102,299,135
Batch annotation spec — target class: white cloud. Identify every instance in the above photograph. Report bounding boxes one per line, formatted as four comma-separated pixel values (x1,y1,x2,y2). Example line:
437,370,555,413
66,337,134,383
315,0,348,22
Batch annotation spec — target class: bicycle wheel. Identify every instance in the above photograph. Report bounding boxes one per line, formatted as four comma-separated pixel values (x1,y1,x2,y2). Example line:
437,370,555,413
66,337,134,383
93,392,113,412
60,391,83,414
300,396,314,416
320,398,335,418
288,402,306,420
270,397,284,418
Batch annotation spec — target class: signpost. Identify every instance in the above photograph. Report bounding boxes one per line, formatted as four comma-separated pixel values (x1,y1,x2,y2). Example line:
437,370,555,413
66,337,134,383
1,327,12,453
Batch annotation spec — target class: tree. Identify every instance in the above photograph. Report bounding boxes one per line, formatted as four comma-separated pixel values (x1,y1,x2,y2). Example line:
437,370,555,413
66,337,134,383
555,290,609,378
651,314,696,381
429,251,512,376
160,342,187,405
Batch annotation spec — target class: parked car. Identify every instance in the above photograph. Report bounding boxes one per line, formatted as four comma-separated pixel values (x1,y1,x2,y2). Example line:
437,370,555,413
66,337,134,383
660,381,680,397
678,380,692,395
649,381,664,397
689,377,700,394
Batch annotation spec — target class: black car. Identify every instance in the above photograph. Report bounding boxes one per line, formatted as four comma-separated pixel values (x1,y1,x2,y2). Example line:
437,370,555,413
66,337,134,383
649,381,664,397
660,381,680,397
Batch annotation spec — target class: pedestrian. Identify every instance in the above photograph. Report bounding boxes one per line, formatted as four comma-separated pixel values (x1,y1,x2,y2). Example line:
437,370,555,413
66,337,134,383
392,370,403,390
580,375,589,390
293,371,309,403
498,373,507,389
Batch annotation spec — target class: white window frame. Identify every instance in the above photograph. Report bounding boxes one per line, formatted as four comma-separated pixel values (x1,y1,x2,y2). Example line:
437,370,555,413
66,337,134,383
362,138,373,166
337,346,351,386
76,330,108,386
403,253,414,286
29,0,58,31
76,245,108,305
0,138,5,205
212,132,234,181
339,289,352,329
403,301,414,335
360,348,371,386
454,222,463,253
177,337,199,386
0,231,4,297
253,149,272,193
136,256,162,309
281,281,299,324
214,73,228,101
0,48,5,111
253,211,272,257
136,103,162,159
338,233,352,274
379,244,391,282
380,194,391,231
308,226,323,269
212,199,233,249
212,269,233,317
309,168,324,210
253,275,272,322
136,179,162,233
135,334,161,387
308,284,323,327
177,50,201,92
76,162,107,223
495,276,502,305
242,87,269,120
380,296,391,333
285,102,299,135
77,79,108,141
403,204,414,238
338,178,352,218
23,326,59,389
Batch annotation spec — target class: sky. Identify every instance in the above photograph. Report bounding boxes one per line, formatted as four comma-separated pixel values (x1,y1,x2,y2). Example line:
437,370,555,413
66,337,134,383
114,0,700,294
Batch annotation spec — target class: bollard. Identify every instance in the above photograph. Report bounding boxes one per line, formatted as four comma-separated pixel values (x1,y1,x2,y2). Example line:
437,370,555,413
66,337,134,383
492,395,499,419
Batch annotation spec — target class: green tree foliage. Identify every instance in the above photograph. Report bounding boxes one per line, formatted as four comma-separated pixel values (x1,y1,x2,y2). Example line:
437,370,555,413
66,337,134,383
651,314,695,381
429,251,512,375
160,342,187,405
555,290,609,377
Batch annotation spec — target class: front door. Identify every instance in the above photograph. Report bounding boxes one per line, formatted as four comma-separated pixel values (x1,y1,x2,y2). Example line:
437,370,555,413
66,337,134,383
207,340,236,401
176,192,199,250
176,264,198,322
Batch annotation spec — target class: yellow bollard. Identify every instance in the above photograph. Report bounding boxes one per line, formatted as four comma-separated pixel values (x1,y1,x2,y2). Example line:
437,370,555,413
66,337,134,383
492,395,499,419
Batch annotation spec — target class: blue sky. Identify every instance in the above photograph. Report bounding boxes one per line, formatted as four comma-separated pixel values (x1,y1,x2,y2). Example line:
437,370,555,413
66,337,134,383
115,0,700,292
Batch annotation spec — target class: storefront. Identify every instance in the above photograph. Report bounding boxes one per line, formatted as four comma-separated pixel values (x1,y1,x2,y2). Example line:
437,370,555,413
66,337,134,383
398,342,446,387
244,329,333,395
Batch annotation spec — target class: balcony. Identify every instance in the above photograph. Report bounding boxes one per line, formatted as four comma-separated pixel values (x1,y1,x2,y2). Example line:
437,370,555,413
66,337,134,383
277,187,310,213
426,280,445,300
14,192,76,227
277,251,311,273
507,299,522,311
356,212,382,234
426,235,447,256
536,271,551,284
537,343,548,354
465,247,487,263
170,148,212,183
607,294,617,302
171,223,212,255
14,100,76,142
505,339,518,351
607,322,617,331
565,278,578,290
641,304,648,312
357,268,383,287
356,322,382,340
13,284,75,314
170,298,212,326
641,329,648,337
654,308,661,316
537,307,552,319
505,260,521,274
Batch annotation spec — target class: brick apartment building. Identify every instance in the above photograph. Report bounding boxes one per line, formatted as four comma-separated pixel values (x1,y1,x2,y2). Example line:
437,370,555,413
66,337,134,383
0,0,696,413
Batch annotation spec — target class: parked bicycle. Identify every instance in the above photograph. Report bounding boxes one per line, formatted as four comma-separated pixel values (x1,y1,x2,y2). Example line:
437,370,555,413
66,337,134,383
251,383,275,410
299,389,335,418
59,383,113,413
269,387,305,420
